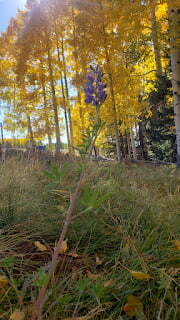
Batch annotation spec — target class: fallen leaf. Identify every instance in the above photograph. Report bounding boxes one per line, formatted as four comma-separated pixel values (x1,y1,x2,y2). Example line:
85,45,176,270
34,241,47,252
0,275,8,294
0,275,8,287
123,295,143,316
59,240,68,254
103,279,114,287
69,252,79,258
10,310,25,320
86,271,101,280
130,271,152,280
175,240,180,250
96,256,103,265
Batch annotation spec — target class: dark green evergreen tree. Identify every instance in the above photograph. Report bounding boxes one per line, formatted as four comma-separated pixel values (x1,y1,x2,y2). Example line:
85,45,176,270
146,74,176,162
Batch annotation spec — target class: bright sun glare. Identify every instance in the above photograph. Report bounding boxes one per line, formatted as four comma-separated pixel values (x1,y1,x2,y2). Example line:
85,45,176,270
19,0,26,8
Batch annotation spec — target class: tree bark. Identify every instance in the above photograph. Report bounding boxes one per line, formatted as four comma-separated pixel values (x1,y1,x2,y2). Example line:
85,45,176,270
55,38,71,150
39,61,52,148
139,121,148,160
71,4,85,132
168,5,180,166
130,128,137,160
41,80,52,148
46,36,61,154
61,37,74,149
98,0,122,161
27,115,34,146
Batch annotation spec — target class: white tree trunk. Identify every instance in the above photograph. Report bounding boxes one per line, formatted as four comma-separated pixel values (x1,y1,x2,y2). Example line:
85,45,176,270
168,6,180,166
130,128,137,160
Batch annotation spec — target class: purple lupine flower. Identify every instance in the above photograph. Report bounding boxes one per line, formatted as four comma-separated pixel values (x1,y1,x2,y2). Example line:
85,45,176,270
85,95,93,104
87,72,95,82
84,65,107,107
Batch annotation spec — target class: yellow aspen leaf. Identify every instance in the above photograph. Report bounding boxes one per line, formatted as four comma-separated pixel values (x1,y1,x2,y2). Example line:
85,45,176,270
0,275,8,288
0,275,8,294
86,271,101,280
96,256,103,265
175,240,180,250
103,279,114,287
130,271,152,280
34,241,47,252
123,295,143,316
10,310,25,320
69,252,79,258
59,240,68,254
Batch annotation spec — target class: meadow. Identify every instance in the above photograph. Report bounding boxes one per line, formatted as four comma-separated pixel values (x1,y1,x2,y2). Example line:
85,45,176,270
0,158,179,319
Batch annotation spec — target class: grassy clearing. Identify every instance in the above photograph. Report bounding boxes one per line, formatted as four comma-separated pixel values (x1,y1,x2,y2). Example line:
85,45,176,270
0,158,179,319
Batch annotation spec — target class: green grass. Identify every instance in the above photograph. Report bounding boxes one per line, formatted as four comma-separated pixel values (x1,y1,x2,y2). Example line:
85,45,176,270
0,158,179,319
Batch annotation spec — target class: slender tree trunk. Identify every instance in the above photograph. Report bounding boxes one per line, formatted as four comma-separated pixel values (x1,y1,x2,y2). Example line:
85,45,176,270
0,122,4,145
71,5,85,132
61,76,71,151
99,0,121,161
124,134,129,159
168,5,180,166
46,36,61,154
61,37,74,148
55,38,71,150
139,121,148,160
27,115,34,146
41,81,52,148
126,132,131,159
130,128,137,160
151,7,163,78
39,61,52,148
119,135,124,158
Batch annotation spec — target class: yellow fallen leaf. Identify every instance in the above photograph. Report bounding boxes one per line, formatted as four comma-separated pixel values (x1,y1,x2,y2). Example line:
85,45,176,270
95,256,103,265
10,310,25,320
175,240,180,250
0,275,8,288
103,279,114,287
59,240,68,254
34,241,47,252
123,295,143,316
69,252,79,258
130,271,152,280
87,271,101,280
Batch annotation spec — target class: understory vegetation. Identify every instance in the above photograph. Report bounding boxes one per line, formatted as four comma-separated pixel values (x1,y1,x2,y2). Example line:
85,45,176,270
0,159,179,319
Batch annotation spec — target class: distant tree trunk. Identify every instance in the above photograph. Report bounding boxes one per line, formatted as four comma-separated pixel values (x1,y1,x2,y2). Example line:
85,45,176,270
41,81,52,148
39,61,52,148
130,128,137,160
124,134,129,159
27,115,34,146
45,36,61,154
0,122,4,145
55,37,71,151
126,132,131,158
61,37,74,149
168,5,180,166
60,75,71,151
99,0,122,161
139,121,148,160
151,7,163,78
71,5,85,132
119,135,125,158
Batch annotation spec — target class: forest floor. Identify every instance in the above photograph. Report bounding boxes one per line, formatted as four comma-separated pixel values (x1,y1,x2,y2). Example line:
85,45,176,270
0,158,179,320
